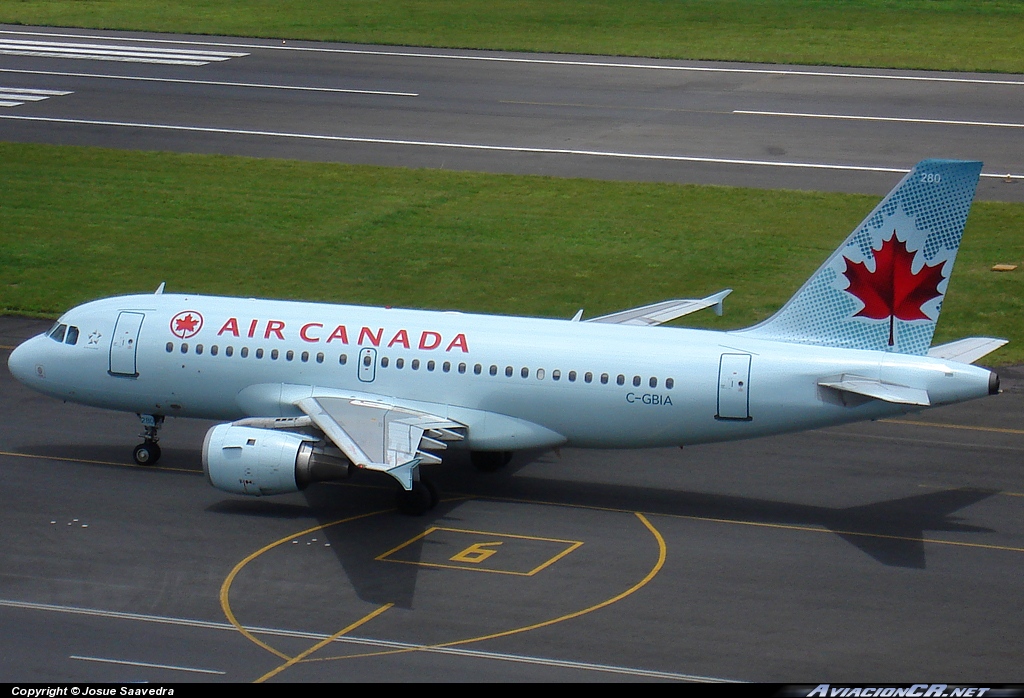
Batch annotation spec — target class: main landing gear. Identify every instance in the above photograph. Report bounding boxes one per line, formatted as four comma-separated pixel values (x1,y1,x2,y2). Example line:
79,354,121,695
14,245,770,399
133,414,164,466
395,478,439,516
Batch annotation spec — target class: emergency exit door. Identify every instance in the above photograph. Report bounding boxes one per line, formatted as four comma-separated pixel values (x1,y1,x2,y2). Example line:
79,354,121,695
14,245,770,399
716,353,751,420
109,311,145,376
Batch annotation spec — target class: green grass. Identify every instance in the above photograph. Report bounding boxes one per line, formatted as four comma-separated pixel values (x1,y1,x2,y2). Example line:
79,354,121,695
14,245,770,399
2,142,1022,363
3,1,1024,72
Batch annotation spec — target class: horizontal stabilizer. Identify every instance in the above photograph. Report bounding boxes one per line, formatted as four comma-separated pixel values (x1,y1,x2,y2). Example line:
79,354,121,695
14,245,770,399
819,376,930,406
927,337,1008,364
588,289,731,326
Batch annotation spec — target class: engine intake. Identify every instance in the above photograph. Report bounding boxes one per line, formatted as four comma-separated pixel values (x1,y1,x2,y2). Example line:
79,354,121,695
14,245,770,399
203,424,350,496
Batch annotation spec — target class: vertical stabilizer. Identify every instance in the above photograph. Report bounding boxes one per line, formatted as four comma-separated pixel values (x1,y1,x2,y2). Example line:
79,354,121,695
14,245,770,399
738,160,982,355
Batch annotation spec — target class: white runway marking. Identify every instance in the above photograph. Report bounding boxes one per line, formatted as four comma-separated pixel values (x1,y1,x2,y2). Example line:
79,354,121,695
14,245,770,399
3,113,1021,180
736,110,1024,129
2,29,1023,86
0,68,418,97
0,86,72,108
1,598,737,682
0,37,247,66
70,655,225,675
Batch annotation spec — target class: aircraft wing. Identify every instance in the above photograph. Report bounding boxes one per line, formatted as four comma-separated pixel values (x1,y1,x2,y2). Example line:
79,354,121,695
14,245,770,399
586,289,731,326
295,396,466,489
927,337,1008,364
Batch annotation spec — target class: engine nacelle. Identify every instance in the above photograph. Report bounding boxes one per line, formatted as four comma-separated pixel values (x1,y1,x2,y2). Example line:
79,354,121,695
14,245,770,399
203,424,350,496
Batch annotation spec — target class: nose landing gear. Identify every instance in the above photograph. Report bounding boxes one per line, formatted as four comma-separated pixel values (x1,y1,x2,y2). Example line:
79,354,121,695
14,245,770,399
133,414,164,465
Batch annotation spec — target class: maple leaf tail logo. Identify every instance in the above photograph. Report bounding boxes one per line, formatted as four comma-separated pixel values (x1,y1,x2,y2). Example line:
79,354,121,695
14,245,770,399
841,230,946,347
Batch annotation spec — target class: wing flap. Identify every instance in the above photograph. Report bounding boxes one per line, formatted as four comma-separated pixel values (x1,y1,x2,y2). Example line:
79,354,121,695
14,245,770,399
587,289,731,326
294,396,465,488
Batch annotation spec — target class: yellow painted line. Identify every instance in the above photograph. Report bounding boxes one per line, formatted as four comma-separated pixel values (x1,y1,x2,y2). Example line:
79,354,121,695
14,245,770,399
254,603,393,684
219,508,392,662
459,492,1024,555
879,418,1024,436
0,344,16,350
307,512,667,664
0,449,198,473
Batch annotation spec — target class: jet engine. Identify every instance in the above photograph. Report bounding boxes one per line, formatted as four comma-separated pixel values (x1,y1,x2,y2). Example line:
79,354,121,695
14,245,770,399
203,424,350,496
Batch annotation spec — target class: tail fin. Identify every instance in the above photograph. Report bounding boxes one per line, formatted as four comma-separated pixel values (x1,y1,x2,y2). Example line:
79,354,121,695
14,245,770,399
738,159,982,355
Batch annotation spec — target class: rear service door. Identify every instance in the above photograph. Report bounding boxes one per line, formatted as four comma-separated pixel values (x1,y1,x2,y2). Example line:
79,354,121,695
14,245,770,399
716,353,751,420
109,312,145,376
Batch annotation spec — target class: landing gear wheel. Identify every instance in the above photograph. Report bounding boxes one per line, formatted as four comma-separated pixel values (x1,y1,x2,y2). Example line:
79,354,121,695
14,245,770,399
471,450,513,472
133,442,161,466
396,480,435,516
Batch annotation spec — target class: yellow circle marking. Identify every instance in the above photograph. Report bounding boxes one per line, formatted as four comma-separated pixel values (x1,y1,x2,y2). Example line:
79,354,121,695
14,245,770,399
221,507,665,678
219,508,391,660
305,512,666,664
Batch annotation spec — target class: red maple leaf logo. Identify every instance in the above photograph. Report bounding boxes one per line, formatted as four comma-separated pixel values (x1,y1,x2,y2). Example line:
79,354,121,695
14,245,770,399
175,314,199,333
170,311,203,339
842,230,946,346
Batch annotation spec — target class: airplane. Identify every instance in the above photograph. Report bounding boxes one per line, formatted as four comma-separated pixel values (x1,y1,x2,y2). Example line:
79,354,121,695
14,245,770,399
7,159,1006,515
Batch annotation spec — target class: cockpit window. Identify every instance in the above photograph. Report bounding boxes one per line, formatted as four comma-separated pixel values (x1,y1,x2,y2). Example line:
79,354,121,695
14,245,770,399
65,326,80,346
48,323,67,343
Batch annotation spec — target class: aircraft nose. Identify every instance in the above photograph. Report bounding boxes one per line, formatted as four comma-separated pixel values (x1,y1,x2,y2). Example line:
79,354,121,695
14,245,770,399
8,338,41,386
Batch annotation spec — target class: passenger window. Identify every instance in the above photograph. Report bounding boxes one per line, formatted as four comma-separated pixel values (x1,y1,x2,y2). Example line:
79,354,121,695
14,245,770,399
166,342,174,353
427,360,435,371
381,356,389,368
301,351,309,362
633,375,641,387
241,347,249,358
396,358,405,369
458,363,467,374
286,350,294,361
521,367,529,378
474,364,482,375
316,352,324,363
363,354,372,366
226,346,234,357
552,370,561,381
271,349,279,360
649,377,657,388
339,354,347,365
196,344,204,355
211,345,218,356
601,373,609,384
412,359,420,370
616,374,625,386
568,370,576,382
443,361,451,373
505,366,513,377
181,343,189,354
584,372,592,383
256,348,264,359
666,378,674,389
537,368,545,380
489,365,497,376
65,326,79,345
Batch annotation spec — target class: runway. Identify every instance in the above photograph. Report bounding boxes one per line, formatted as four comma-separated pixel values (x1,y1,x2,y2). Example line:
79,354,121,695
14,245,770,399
3,26,1024,682
1,25,1023,201
3,318,1023,682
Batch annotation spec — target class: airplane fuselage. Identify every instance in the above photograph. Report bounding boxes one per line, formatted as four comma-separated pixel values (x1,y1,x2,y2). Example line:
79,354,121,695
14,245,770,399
9,293,995,452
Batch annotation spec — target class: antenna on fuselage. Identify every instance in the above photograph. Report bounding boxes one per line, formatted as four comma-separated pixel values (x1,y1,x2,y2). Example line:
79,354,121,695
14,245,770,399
154,282,165,295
